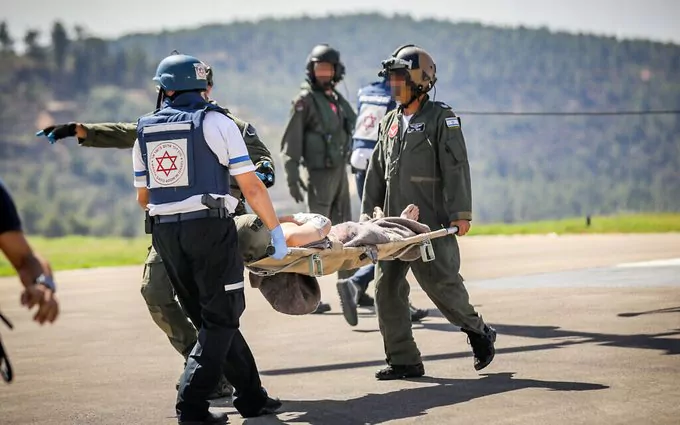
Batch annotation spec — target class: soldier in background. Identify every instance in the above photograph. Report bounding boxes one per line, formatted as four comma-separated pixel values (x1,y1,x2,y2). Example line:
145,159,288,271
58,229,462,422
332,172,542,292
280,43,357,314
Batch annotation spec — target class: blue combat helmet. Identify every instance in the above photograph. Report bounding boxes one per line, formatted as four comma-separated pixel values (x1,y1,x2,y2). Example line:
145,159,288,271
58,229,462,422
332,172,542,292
153,54,209,92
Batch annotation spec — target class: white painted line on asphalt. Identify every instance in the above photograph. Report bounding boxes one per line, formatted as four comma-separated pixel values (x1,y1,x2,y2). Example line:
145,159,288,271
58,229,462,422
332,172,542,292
614,258,680,268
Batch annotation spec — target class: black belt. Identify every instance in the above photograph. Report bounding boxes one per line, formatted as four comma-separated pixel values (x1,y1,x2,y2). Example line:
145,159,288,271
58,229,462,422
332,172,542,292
153,208,231,224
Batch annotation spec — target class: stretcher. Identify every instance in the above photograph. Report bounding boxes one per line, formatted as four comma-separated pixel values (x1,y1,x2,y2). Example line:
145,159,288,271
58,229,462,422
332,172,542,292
246,226,459,277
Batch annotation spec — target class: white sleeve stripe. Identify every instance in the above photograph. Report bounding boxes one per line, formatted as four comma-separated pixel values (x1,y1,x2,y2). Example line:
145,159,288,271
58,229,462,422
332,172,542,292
143,123,191,134
224,281,245,292
230,160,255,169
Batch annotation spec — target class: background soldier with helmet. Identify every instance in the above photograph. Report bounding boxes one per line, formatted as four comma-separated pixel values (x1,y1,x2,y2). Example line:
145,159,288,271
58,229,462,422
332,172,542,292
280,43,357,314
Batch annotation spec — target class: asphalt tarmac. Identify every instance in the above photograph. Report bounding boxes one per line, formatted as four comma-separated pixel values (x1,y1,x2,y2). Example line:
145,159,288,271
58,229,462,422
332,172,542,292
1,233,678,424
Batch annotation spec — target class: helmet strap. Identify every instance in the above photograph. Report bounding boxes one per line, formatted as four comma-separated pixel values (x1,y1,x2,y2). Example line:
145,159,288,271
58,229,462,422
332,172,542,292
155,89,165,111
400,77,425,110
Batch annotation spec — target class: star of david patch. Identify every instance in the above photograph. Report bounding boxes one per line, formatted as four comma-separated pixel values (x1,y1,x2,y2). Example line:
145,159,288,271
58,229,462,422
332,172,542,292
147,139,189,188
194,63,207,80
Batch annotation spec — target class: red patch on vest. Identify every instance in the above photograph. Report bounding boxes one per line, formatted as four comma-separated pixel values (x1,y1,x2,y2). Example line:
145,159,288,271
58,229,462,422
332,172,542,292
388,121,398,138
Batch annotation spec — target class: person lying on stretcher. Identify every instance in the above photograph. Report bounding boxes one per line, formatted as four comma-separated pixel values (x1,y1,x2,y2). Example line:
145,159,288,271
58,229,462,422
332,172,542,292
234,204,422,263
233,205,428,317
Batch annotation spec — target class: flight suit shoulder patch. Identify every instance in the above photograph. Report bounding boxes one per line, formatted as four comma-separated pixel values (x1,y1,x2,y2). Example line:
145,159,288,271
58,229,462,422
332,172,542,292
244,123,257,137
445,116,461,128
435,101,453,110
294,89,311,101
293,92,310,112
387,120,399,138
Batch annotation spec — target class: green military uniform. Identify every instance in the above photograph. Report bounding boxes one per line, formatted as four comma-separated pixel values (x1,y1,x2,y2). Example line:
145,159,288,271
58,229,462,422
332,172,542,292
78,106,273,358
281,81,356,224
281,82,357,279
362,97,486,366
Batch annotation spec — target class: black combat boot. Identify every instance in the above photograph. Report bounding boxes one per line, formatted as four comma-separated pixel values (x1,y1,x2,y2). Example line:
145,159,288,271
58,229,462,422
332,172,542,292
409,304,429,322
357,292,375,307
375,363,425,380
207,376,234,399
336,279,359,326
241,396,283,418
462,325,497,371
311,301,331,314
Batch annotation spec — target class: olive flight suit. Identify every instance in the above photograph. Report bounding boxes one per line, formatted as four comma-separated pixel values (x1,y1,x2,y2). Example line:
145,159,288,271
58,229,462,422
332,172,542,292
362,97,487,366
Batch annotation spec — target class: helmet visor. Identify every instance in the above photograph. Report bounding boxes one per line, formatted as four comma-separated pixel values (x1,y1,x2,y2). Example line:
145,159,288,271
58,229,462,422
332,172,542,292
379,57,413,77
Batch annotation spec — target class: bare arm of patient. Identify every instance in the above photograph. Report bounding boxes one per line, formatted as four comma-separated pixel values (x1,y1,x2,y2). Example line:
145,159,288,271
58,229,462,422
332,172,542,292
279,214,332,247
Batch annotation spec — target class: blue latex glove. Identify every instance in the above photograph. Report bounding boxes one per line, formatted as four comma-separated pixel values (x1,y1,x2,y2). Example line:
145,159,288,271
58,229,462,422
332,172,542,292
270,225,288,260
35,129,57,144
255,171,274,186
255,160,275,188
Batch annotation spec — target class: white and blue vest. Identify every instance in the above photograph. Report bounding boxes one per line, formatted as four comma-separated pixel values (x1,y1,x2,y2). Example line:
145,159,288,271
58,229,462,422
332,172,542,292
137,92,230,205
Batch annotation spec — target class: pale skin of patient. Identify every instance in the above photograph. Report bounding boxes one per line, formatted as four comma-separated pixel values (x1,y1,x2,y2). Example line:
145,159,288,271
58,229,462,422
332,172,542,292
279,204,420,247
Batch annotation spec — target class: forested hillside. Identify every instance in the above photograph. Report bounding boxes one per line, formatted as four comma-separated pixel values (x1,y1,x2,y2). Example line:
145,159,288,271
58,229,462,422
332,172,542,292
2,14,679,236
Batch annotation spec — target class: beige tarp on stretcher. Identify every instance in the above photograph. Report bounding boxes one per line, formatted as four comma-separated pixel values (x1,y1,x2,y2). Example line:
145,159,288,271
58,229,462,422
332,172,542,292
246,227,458,277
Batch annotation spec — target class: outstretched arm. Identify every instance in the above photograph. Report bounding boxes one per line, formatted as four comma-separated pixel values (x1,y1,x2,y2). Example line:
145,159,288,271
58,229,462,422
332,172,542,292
37,122,137,148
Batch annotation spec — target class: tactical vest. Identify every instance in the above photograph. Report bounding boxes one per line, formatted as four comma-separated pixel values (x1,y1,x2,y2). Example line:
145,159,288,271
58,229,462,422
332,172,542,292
302,85,354,170
352,81,395,151
137,91,230,206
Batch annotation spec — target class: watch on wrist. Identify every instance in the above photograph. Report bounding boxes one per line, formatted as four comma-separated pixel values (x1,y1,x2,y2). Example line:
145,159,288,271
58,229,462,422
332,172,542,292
34,274,56,292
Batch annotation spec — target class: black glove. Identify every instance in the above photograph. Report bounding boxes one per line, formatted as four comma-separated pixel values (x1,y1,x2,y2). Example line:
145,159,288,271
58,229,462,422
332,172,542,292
254,160,275,188
35,123,77,144
289,184,304,203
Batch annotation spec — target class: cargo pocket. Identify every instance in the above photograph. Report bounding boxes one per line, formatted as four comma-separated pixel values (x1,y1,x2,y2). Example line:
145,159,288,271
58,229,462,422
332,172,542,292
142,245,163,285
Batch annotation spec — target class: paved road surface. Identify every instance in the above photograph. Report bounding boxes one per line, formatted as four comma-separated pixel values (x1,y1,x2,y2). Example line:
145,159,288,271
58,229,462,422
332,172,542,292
1,234,678,424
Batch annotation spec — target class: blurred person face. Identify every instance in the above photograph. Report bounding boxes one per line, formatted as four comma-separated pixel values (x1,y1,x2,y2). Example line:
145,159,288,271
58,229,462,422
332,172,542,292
313,62,335,87
387,69,412,105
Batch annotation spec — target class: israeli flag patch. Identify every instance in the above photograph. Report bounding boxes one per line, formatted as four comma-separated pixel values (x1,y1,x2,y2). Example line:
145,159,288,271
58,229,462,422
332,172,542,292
445,117,460,128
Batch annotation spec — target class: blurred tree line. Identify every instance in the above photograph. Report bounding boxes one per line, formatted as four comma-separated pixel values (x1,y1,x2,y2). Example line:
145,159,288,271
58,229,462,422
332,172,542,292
1,15,679,237
0,21,154,237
